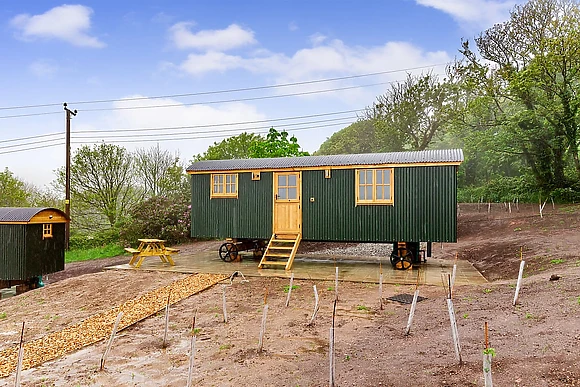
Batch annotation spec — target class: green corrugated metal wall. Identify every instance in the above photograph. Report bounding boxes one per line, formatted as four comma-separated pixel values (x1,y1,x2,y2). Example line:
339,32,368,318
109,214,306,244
25,224,65,276
301,166,457,242
0,225,26,280
190,165,457,242
191,172,273,239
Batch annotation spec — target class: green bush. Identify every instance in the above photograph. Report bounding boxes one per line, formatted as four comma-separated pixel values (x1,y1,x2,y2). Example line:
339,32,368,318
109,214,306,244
69,228,121,250
119,195,191,246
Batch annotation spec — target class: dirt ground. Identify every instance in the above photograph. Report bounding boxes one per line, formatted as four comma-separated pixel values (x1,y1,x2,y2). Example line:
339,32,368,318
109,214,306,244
1,204,580,386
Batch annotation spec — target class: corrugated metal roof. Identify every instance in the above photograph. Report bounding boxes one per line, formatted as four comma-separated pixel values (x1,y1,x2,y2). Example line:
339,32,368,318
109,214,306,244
0,207,63,222
187,149,464,172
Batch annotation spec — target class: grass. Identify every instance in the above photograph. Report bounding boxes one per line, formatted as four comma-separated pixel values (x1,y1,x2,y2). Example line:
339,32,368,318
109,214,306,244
549,258,565,264
65,244,125,263
483,288,493,294
462,313,469,319
0,312,6,319
283,285,299,293
356,305,370,311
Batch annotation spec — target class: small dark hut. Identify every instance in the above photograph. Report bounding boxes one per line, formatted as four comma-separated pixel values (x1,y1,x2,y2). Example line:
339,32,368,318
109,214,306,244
0,207,68,289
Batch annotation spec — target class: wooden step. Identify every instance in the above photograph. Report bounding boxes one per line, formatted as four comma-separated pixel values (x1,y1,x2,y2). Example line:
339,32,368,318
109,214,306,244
268,246,294,250
264,252,291,257
272,239,296,243
260,261,288,266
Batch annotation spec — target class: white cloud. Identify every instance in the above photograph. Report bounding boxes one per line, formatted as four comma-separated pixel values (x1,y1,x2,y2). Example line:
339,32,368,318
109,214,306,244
288,21,298,31
29,59,58,78
309,33,327,46
10,4,105,48
415,0,522,29
169,22,256,51
178,38,450,82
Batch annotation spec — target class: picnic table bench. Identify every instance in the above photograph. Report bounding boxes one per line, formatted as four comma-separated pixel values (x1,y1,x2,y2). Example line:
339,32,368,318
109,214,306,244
125,239,179,268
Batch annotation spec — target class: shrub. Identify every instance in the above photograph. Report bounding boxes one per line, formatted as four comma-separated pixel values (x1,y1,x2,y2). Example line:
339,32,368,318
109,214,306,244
119,195,191,245
69,228,121,250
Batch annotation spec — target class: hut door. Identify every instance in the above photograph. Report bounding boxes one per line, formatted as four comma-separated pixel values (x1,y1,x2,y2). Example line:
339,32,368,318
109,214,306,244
273,172,301,235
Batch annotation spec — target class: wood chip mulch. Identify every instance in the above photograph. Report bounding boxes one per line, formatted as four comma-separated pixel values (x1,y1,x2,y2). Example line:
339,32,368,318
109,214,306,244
0,273,226,378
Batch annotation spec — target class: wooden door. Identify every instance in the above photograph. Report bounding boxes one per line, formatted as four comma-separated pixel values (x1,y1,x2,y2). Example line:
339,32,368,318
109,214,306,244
273,172,301,234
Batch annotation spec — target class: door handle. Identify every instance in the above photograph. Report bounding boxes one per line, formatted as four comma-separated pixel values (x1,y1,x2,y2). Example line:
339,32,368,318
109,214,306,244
275,194,278,199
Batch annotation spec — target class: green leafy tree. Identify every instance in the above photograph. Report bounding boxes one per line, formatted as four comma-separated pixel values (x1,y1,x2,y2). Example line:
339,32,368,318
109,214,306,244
364,72,457,151
0,168,30,206
249,128,309,158
135,144,188,199
58,143,140,229
194,132,264,161
455,0,580,190
315,120,380,155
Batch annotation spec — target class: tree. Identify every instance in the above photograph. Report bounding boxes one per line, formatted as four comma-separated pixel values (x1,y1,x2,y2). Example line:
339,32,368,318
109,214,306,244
249,128,309,158
364,72,457,151
0,168,30,207
315,120,380,155
59,143,140,229
455,0,580,190
135,144,187,198
194,132,264,161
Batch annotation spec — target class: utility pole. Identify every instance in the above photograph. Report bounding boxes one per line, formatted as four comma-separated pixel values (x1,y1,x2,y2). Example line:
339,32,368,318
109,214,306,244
63,103,77,250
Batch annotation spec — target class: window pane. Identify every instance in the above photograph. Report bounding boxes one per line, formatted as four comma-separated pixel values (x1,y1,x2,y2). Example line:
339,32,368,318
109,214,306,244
218,184,224,193
359,171,365,184
218,175,224,183
226,175,231,184
278,188,287,199
384,169,390,183
232,184,237,193
278,175,287,186
376,186,383,199
366,186,372,200
213,184,219,193
226,184,232,193
288,174,297,187
384,187,391,200
288,187,297,199
376,170,383,184
231,175,237,184
366,170,373,184
359,186,366,200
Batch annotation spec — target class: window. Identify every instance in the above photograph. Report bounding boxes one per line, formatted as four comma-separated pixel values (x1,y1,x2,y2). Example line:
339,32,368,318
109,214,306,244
356,169,393,205
211,173,238,198
324,169,331,179
43,224,53,239
252,171,261,181
276,173,299,201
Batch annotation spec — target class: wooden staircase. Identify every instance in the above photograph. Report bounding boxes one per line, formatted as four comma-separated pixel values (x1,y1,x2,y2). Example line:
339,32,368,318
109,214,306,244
258,233,301,271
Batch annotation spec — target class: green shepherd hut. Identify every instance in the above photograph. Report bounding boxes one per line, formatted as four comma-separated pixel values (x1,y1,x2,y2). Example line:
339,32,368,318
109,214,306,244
187,149,463,270
0,207,68,289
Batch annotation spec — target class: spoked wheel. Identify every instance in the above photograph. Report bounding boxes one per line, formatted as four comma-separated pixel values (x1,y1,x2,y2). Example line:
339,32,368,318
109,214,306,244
253,240,266,258
219,242,238,262
390,248,414,270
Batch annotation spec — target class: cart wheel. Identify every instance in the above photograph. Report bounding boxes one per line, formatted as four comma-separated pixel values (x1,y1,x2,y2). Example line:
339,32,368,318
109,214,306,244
390,248,413,270
253,240,266,258
219,242,238,262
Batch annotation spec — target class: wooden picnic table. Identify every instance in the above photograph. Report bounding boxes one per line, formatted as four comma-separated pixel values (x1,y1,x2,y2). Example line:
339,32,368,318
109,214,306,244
125,238,180,268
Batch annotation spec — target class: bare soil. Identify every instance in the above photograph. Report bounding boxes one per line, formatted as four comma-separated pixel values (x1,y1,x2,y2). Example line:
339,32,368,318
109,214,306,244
1,204,579,386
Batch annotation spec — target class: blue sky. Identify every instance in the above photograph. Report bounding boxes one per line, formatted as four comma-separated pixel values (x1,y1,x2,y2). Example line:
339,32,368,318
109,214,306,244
0,0,522,188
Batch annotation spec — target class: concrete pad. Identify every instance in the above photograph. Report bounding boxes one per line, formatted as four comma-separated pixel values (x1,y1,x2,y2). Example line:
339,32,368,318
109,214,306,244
107,251,487,286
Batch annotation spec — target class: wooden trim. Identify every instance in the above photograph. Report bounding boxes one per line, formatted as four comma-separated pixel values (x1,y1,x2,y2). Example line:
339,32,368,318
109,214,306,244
187,161,462,174
210,173,239,199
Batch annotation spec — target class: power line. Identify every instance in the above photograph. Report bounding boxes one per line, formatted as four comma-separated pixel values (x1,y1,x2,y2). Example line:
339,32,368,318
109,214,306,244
71,120,353,145
0,111,61,120
0,137,63,151
79,81,397,112
0,63,448,111
72,116,357,140
0,132,63,145
0,142,64,156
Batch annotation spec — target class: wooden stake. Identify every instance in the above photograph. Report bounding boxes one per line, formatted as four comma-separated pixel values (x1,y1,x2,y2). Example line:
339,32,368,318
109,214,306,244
483,321,493,387
446,298,462,364
100,311,123,370
186,311,197,387
379,270,384,311
508,202,512,214
308,285,320,326
14,322,24,387
258,289,269,353
222,285,228,323
488,202,491,214
285,273,294,307
513,257,526,306
404,289,420,336
163,290,171,348
329,299,337,387
334,267,339,301
551,196,555,210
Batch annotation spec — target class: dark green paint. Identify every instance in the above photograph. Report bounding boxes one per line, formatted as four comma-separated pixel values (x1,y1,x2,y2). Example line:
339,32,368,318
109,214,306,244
191,172,273,239
190,166,457,243
0,223,65,281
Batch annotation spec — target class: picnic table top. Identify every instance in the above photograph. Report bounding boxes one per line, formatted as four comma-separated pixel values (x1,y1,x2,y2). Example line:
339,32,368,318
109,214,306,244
138,238,166,243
